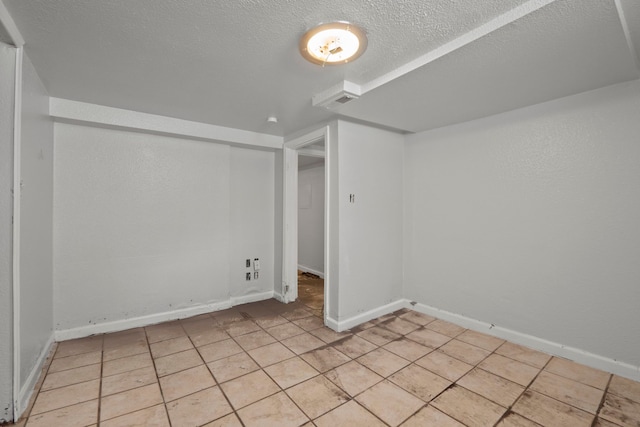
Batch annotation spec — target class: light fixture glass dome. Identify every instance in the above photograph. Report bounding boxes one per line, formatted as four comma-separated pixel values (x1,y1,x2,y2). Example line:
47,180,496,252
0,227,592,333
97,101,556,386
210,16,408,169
300,22,367,66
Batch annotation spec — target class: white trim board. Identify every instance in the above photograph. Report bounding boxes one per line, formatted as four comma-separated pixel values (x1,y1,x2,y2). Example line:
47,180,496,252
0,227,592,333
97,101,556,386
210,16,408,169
297,265,324,279
409,301,640,382
329,299,407,332
16,333,54,420
55,291,274,342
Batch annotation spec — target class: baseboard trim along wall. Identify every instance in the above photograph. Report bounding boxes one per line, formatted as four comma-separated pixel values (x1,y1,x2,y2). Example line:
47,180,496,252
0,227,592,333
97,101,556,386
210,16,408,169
55,291,274,342
330,299,407,332
297,264,324,279
17,333,55,419
409,300,640,382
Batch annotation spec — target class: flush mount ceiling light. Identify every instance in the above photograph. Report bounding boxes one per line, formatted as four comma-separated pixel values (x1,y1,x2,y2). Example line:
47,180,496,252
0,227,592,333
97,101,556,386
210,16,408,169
300,21,367,66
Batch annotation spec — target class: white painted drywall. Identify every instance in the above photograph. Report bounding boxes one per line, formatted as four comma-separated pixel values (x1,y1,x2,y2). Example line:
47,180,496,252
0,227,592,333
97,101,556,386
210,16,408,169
54,122,275,331
336,121,404,321
404,79,640,369
18,51,53,389
273,149,284,298
298,163,324,276
229,147,275,297
0,41,15,423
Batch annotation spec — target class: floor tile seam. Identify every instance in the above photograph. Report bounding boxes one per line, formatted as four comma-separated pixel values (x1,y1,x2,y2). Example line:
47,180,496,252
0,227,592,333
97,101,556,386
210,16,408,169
53,346,104,360
102,348,150,363
511,389,597,425
592,373,614,426
150,345,197,360
99,396,164,424
433,384,509,427
493,349,550,370
102,360,157,379
542,362,610,391
39,371,103,394
21,344,63,423
280,382,339,422
455,335,505,353
405,360,454,386
29,392,100,419
322,367,385,399
25,397,100,425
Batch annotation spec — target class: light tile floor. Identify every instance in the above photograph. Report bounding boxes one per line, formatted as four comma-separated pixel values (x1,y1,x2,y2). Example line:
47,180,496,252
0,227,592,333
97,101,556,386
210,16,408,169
13,299,640,426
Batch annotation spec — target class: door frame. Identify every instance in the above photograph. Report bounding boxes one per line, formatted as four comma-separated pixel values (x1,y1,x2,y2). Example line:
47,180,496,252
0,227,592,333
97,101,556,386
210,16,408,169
282,125,331,321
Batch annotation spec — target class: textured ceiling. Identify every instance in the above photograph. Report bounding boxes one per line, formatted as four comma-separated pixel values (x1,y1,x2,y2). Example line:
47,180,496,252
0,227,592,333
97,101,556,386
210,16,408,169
2,0,639,136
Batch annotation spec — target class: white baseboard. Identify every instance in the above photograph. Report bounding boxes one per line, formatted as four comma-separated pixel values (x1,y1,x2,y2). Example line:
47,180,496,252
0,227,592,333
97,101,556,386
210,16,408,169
273,292,287,303
55,292,274,342
297,265,324,279
410,301,640,382
17,333,55,419
330,299,407,332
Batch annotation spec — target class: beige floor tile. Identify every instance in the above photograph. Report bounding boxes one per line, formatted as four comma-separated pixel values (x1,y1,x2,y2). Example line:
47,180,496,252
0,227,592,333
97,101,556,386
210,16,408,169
212,309,245,326
281,307,314,321
221,370,280,409
293,316,325,331
202,412,243,426
415,350,474,382
155,348,203,377
266,322,306,340
247,341,296,367
495,412,542,426
254,314,289,329
389,364,451,402
100,382,164,422
100,404,170,427
530,370,604,413
102,329,146,348
207,352,259,383
197,339,243,363
456,329,505,351
103,341,149,362
103,352,153,377
609,375,640,403
599,392,640,427
233,330,276,351
432,385,506,427
439,339,491,365
150,335,194,358
545,357,610,389
145,322,186,344
331,335,378,358
358,348,411,378
383,338,432,361
357,326,402,346
30,379,100,415
457,368,525,407
405,328,452,349
189,327,230,347
281,332,325,354
180,316,218,335
300,347,350,373
40,364,101,391
399,311,436,326
264,357,319,389
160,365,216,402
25,399,98,427
424,319,466,338
495,342,552,369
315,400,386,427
166,386,233,427
356,380,425,426
101,366,157,396
401,405,465,427
237,391,309,427
479,354,540,386
55,336,103,359
325,360,383,397
380,317,421,335
310,327,351,344
48,351,102,373
287,375,349,419
513,390,594,426
224,319,261,337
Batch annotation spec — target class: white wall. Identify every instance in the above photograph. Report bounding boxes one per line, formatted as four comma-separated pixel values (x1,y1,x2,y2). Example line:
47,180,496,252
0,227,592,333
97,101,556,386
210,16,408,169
298,162,324,276
54,122,276,333
335,121,404,322
0,41,15,423
404,79,640,372
18,50,54,406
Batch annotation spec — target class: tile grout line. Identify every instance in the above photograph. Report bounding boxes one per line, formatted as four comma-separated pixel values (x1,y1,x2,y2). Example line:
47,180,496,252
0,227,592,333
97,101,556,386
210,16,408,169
591,373,614,427
144,326,173,427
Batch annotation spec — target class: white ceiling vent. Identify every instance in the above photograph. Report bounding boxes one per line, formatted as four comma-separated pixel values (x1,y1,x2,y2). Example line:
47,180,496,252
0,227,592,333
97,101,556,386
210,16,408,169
312,80,362,110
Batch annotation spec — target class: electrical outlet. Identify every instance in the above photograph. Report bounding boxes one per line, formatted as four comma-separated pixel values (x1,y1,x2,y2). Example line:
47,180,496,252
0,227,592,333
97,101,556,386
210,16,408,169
254,258,260,271
245,272,251,281
254,271,259,280
246,259,250,268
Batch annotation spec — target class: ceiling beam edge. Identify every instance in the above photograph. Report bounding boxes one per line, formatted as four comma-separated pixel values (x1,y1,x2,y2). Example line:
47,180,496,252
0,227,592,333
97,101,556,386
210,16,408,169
49,98,283,149
0,1,24,47
360,0,558,94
